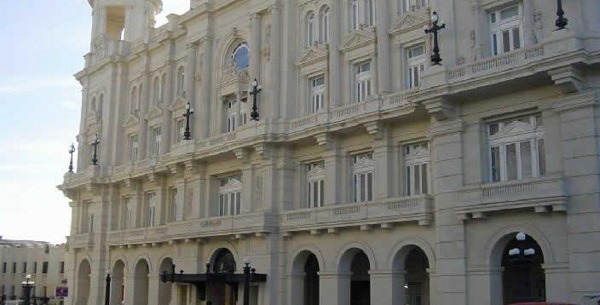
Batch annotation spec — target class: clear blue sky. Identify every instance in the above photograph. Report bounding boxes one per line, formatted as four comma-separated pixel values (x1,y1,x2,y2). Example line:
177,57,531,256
0,0,189,244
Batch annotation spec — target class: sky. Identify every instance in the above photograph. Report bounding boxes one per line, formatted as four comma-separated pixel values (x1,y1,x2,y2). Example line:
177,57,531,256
0,0,190,244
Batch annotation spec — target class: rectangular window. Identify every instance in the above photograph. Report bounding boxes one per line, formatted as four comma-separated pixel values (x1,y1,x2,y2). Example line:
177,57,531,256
306,162,325,208
42,262,48,274
309,76,325,113
404,143,430,196
22,263,26,274
146,193,156,227
366,0,376,26
488,114,545,182
489,4,523,55
2,262,6,273
351,0,359,30
149,127,161,156
225,99,238,133
59,262,64,274
355,61,372,102
33,262,37,274
218,176,242,216
352,152,374,202
129,134,138,161
121,197,132,229
168,188,178,222
407,44,426,89
12,263,16,273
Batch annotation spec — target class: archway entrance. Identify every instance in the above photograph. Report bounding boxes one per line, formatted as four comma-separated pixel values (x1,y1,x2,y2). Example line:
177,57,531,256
209,249,237,305
158,258,173,305
133,259,149,305
76,260,91,305
350,252,370,305
404,248,430,305
501,233,545,304
110,260,125,305
304,254,319,305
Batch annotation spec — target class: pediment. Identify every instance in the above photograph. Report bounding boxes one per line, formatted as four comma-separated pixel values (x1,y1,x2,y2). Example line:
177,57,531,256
340,29,376,52
406,147,430,159
297,47,328,67
145,105,163,121
123,114,140,128
307,164,325,176
354,155,375,168
390,11,429,35
500,121,534,136
168,96,187,112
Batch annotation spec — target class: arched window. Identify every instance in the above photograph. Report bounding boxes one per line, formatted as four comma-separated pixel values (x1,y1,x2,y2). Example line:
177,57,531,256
232,43,250,70
177,66,185,96
306,11,316,46
320,6,330,43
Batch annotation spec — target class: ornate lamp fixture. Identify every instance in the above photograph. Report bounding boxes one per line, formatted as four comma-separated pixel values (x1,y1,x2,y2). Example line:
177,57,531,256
183,102,194,140
91,134,100,165
68,143,76,172
424,11,446,65
555,0,568,30
249,79,262,121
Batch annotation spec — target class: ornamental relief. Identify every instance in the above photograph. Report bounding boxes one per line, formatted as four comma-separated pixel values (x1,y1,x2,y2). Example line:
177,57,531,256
389,9,430,37
297,46,328,68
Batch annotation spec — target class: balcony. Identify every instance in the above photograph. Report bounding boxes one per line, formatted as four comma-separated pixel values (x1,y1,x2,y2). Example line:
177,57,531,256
106,212,276,246
456,175,568,220
68,233,93,249
280,195,433,234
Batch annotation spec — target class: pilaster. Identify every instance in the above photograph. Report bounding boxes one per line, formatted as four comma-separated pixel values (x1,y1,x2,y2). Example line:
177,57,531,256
318,272,352,305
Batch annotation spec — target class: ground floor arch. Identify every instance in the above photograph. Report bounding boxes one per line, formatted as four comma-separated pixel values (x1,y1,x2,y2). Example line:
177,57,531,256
133,259,149,305
77,259,91,305
110,260,126,305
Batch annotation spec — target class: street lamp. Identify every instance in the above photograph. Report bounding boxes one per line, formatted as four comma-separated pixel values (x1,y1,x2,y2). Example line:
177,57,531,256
424,11,446,65
183,102,194,140
555,0,568,30
91,133,100,165
508,232,536,263
68,143,76,173
242,258,251,305
249,79,262,121
21,274,34,305
104,270,111,305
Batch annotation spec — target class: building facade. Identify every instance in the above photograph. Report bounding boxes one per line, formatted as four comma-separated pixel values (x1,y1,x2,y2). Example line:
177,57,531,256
0,237,68,305
59,0,600,304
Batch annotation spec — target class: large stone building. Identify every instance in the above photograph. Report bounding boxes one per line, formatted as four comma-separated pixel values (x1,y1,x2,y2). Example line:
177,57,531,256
58,0,600,304
0,237,68,305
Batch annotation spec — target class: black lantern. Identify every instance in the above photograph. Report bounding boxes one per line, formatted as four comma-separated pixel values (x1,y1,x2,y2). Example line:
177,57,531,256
183,102,194,140
249,79,262,121
555,0,568,30
91,134,100,165
68,143,76,173
424,11,446,65
21,275,34,305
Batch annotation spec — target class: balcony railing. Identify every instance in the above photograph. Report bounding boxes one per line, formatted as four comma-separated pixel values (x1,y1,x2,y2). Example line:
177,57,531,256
280,194,433,233
69,233,93,249
457,175,568,220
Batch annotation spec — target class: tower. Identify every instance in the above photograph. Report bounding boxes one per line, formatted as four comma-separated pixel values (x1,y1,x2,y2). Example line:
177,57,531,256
88,0,162,43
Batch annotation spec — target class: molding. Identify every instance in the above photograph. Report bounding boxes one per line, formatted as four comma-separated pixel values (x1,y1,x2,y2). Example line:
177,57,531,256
548,65,585,94
339,28,376,53
422,97,455,121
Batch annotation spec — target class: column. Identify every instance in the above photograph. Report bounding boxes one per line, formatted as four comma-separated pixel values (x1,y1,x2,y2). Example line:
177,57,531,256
241,163,254,213
428,118,467,305
375,0,391,94
147,275,160,305
123,273,135,305
369,270,402,305
287,273,305,305
319,272,351,305
250,13,262,81
268,5,282,118
371,126,395,199
329,0,341,107
137,70,150,159
185,43,199,139
199,38,213,138
466,267,501,305
322,137,343,205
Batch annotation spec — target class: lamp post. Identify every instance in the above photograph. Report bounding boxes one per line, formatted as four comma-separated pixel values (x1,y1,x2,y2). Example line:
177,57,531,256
183,102,194,140
242,258,251,305
424,11,446,65
68,143,76,173
91,133,100,165
104,270,111,305
249,79,262,121
555,0,568,30
21,274,34,305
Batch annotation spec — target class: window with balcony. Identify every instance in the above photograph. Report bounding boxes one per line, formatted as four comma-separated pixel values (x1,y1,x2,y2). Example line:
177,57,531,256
175,119,185,144
355,61,373,102
488,114,545,183
406,44,426,89
168,188,178,222
320,6,330,43
177,66,185,97
219,176,242,216
225,98,238,133
121,197,132,229
306,162,325,208
403,142,430,196
129,134,138,162
306,11,316,46
489,4,523,56
350,0,376,31
353,152,374,202
145,193,157,227
309,76,325,113
401,0,428,12
149,127,161,156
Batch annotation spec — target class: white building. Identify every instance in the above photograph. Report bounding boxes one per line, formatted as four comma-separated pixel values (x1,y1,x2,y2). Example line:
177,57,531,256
59,0,600,305
0,237,68,305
